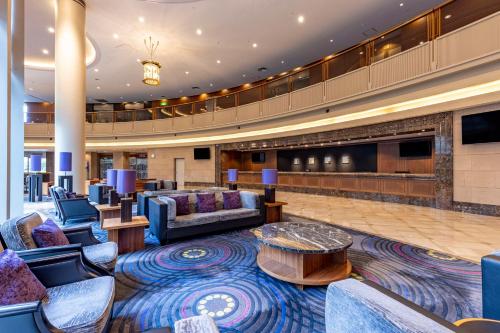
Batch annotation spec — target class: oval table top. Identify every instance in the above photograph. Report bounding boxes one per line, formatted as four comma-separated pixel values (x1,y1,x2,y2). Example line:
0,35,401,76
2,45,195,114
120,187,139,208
251,221,353,254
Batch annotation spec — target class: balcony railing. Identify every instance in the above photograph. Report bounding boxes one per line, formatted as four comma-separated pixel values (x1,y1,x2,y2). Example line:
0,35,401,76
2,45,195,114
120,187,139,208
24,1,500,132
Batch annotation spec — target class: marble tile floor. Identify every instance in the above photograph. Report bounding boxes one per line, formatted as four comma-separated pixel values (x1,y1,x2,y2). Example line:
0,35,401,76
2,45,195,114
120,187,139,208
22,190,500,263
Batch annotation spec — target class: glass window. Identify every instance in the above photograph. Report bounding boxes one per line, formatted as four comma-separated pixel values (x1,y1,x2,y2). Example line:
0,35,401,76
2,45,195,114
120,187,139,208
291,64,323,91
327,45,367,79
441,0,500,35
115,110,134,122
129,154,148,179
238,87,261,106
173,103,192,117
99,156,113,179
155,107,173,119
95,111,114,123
215,94,236,110
193,99,215,114
264,78,288,98
373,16,428,63
135,109,153,121
86,112,95,123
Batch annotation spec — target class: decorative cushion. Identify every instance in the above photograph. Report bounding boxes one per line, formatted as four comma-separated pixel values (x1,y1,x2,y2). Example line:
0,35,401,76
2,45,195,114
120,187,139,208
82,242,118,272
168,195,190,216
54,187,67,200
214,191,224,211
240,191,260,209
196,193,217,213
31,219,70,248
0,249,47,305
175,314,219,333
66,192,77,199
158,196,177,221
222,191,242,210
43,276,115,333
0,212,43,250
216,208,260,221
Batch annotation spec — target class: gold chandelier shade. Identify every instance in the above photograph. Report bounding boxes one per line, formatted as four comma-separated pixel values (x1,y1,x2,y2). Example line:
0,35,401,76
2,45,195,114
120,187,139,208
142,60,161,86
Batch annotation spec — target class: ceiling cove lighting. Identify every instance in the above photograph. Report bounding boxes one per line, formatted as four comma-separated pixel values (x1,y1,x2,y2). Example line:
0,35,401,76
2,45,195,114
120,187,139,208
141,36,161,86
25,80,500,149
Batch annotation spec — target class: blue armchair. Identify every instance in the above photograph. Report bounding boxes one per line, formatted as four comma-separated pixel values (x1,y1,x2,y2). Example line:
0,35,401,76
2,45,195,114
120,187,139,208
0,251,115,333
50,186,98,224
482,251,500,320
1,212,117,274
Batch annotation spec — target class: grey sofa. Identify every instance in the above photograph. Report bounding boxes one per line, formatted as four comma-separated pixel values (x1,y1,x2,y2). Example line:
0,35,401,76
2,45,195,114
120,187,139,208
148,191,265,244
326,276,500,333
1,212,118,273
137,187,227,219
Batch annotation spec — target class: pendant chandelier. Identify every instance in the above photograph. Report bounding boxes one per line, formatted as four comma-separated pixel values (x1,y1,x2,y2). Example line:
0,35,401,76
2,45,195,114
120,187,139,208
142,36,161,86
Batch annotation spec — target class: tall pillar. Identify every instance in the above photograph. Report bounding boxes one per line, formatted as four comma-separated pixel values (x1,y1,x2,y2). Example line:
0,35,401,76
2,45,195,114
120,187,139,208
113,152,130,169
55,0,86,193
0,0,25,220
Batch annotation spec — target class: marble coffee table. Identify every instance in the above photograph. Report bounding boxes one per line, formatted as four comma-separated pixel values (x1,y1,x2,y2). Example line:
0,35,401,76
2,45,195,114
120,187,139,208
252,221,353,289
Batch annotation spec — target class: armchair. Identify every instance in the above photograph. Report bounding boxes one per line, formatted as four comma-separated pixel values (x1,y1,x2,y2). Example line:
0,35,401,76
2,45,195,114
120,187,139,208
89,184,112,205
0,251,115,333
1,212,117,274
50,186,98,224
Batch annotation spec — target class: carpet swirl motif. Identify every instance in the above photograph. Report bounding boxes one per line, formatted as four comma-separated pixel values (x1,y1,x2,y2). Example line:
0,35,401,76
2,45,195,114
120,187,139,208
59,216,481,333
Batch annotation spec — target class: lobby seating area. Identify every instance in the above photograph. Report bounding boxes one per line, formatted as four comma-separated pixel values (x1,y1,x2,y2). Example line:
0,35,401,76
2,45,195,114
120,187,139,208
2,0,500,332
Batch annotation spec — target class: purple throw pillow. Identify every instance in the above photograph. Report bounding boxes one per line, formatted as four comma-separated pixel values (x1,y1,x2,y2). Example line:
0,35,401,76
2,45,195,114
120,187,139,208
223,191,242,210
0,249,47,305
169,195,190,216
196,193,217,213
31,219,70,248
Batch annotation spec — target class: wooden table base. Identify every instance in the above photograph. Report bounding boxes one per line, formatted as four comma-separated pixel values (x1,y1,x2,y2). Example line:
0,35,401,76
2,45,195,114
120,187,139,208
107,226,145,254
256,244,352,289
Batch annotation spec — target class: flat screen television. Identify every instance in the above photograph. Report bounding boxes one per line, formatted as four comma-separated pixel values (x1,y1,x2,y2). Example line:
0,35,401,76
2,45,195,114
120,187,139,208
399,140,432,157
194,147,210,160
251,152,265,163
462,110,500,144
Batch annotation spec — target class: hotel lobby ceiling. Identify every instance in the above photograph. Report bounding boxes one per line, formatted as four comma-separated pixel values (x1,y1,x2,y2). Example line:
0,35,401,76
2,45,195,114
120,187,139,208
25,0,444,103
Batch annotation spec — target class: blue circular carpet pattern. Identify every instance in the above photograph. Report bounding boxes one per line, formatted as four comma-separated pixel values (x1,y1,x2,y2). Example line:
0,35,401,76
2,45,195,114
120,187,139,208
69,214,481,333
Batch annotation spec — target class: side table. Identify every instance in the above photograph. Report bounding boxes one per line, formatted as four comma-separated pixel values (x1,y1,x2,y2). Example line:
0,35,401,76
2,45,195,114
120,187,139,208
102,216,149,254
95,204,121,227
264,201,288,223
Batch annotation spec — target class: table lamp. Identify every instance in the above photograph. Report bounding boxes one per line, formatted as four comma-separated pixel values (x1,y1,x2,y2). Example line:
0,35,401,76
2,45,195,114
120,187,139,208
106,169,119,206
30,155,42,173
262,169,278,203
227,169,238,190
58,152,73,192
117,169,136,222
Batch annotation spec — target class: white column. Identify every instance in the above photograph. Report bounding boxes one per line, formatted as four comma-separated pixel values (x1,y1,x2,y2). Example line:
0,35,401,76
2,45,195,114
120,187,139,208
0,0,25,220
55,0,86,194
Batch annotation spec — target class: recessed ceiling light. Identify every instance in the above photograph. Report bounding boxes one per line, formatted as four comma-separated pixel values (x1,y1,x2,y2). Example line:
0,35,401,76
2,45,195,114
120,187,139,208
126,83,131,87
280,71,287,76
150,94,153,97
209,83,214,87
419,41,425,45
294,67,302,71
399,2,404,6
297,15,305,24
185,71,190,75
42,49,49,55
113,33,119,39
381,36,385,39
216,59,221,64
329,39,333,43
94,68,99,72
252,43,258,48
281,60,285,64
48,27,55,33
196,28,202,35
138,16,145,23
444,14,452,19
359,51,364,55
96,86,101,90
136,58,141,63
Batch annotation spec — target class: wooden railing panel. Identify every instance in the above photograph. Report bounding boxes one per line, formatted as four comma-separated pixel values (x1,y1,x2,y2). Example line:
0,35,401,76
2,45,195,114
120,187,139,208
214,108,237,125
192,112,214,128
173,116,193,131
290,83,323,111
262,94,289,117
325,67,369,101
237,102,261,122
153,118,173,132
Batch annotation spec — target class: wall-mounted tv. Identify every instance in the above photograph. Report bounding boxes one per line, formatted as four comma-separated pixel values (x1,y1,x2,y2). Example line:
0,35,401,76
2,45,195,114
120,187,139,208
462,110,500,145
194,147,211,160
251,152,265,163
399,140,432,157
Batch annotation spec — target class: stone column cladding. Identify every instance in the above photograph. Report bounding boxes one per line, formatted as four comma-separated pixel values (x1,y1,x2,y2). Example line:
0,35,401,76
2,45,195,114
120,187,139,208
54,0,86,193
218,112,454,210
0,0,25,219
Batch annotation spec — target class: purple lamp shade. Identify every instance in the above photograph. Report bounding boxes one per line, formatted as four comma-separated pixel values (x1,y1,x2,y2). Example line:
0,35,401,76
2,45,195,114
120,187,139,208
59,152,72,172
227,169,238,182
30,155,42,172
106,169,117,187
116,169,136,194
262,169,278,185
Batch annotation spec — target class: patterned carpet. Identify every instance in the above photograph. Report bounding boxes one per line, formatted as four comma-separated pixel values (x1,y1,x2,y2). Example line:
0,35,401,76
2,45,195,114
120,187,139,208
58,212,481,333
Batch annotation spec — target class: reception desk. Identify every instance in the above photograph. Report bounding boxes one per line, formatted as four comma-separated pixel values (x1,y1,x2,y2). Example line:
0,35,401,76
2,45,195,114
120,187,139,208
222,171,436,205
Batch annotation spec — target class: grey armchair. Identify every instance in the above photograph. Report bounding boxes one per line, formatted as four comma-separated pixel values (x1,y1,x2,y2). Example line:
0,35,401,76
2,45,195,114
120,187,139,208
0,251,115,333
0,212,118,274
50,186,98,224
